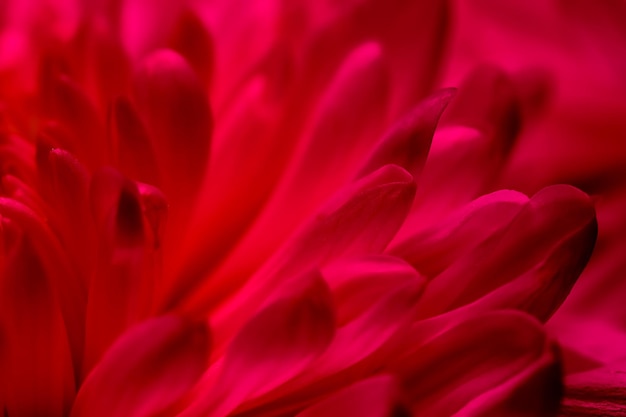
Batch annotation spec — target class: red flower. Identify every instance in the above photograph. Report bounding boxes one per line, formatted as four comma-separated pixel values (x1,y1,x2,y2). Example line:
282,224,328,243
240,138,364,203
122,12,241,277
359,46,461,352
0,0,622,416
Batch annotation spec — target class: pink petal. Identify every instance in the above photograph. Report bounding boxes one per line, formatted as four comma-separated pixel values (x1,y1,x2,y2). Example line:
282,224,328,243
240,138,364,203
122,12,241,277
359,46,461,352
185,271,334,417
72,316,210,417
358,88,455,178
296,375,407,417
234,262,423,415
415,185,596,321
404,67,522,228
440,66,521,149
323,255,425,325
390,189,528,277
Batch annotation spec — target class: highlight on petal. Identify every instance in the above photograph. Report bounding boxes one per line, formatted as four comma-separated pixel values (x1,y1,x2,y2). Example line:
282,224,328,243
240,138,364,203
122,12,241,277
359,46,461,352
72,315,210,417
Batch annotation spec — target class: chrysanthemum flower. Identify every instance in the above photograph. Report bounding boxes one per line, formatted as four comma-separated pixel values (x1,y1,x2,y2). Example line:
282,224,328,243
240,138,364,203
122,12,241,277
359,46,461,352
0,0,622,416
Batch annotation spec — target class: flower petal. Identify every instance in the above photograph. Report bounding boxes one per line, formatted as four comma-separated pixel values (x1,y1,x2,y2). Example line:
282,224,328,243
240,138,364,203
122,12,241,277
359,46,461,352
190,164,415,333
358,88,455,178
134,49,212,204
393,311,561,416
185,271,334,417
0,217,75,417
390,189,528,277
72,316,210,417
83,168,157,374
415,184,597,321
171,42,391,311
0,197,85,379
111,96,161,186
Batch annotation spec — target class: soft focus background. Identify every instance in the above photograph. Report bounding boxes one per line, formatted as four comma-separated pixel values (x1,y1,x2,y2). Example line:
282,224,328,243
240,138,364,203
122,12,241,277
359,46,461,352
443,0,626,369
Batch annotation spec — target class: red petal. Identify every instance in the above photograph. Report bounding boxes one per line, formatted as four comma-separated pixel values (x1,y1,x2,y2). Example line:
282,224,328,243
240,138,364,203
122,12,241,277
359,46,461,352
39,73,106,168
0,217,75,417
172,43,390,312
72,316,210,417
0,198,86,380
134,49,212,204
111,96,161,186
83,168,157,375
169,10,214,86
188,165,415,328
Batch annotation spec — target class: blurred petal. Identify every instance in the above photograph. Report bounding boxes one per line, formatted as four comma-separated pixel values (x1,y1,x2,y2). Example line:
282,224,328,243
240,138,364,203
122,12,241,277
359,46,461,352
394,311,561,416
134,49,212,204
0,217,74,416
185,271,334,417
415,185,597,321
72,316,210,417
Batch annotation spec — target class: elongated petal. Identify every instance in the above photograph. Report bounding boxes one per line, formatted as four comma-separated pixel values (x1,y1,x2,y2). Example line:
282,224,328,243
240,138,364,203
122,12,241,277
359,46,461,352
134,49,212,203
169,10,214,86
72,316,210,417
416,185,596,321
390,189,528,277
84,168,155,375
296,375,408,417
192,165,415,336
111,97,161,186
39,73,106,168
235,267,423,416
0,197,86,378
0,218,75,417
392,311,562,416
171,43,391,312
358,88,455,178
323,255,425,325
185,272,334,417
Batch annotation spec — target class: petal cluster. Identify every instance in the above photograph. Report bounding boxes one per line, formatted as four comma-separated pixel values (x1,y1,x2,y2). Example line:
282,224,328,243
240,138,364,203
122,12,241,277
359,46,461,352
0,1,622,416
